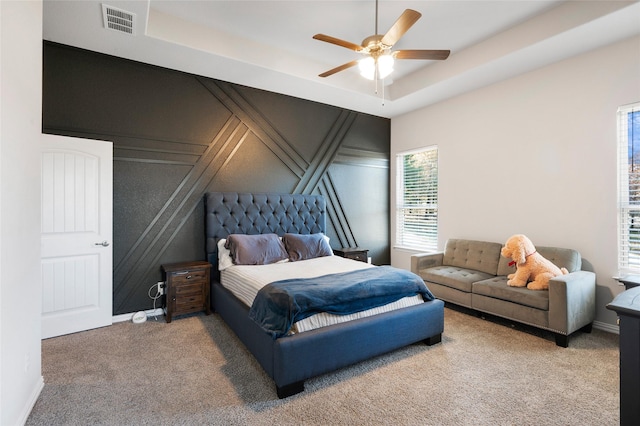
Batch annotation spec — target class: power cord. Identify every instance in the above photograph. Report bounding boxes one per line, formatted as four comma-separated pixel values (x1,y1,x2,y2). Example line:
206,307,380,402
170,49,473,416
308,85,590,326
147,282,163,321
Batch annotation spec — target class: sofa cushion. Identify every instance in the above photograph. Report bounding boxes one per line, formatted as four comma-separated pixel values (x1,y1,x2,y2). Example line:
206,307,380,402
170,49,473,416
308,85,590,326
472,276,549,310
496,254,517,277
419,266,494,293
443,239,502,276
536,246,582,273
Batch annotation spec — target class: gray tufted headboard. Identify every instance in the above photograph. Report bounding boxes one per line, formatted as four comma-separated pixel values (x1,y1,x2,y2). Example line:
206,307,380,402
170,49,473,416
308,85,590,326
204,192,326,281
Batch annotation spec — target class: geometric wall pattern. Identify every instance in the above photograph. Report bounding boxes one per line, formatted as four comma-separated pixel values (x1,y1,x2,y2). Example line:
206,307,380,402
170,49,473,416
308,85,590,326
43,42,390,314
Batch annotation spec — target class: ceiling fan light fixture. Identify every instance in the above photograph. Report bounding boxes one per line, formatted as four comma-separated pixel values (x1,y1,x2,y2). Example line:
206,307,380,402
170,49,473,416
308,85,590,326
377,54,394,79
358,55,394,81
358,57,376,80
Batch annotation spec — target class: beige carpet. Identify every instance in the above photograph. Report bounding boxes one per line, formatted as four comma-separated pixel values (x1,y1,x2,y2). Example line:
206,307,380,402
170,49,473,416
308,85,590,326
26,307,619,425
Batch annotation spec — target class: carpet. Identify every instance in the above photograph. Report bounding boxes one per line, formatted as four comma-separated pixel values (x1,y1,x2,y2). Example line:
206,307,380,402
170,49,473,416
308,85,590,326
26,307,619,425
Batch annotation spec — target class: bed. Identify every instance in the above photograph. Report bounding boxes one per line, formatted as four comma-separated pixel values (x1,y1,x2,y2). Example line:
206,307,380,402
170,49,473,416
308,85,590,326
204,192,444,398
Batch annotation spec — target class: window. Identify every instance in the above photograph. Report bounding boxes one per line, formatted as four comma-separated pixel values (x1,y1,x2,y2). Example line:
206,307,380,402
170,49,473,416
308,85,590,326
396,146,438,251
618,102,640,273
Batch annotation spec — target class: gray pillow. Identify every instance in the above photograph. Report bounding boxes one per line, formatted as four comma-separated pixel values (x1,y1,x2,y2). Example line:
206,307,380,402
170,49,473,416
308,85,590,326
283,233,333,261
224,234,288,265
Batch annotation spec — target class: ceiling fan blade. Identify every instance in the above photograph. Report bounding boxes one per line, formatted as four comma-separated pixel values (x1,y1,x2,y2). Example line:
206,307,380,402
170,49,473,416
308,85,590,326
313,34,363,52
394,50,451,60
380,9,422,47
318,60,359,78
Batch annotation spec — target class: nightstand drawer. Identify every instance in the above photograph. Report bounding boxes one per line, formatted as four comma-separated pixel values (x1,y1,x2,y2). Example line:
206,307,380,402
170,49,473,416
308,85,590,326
171,270,207,285
346,252,367,262
334,247,369,263
175,297,205,314
175,282,205,296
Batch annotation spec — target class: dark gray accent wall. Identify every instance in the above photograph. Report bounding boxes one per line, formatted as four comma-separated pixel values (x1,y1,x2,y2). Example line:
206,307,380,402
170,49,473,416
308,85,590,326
43,42,390,315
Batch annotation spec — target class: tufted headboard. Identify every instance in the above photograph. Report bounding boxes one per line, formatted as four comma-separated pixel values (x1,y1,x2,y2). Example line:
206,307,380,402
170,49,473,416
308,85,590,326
204,192,326,281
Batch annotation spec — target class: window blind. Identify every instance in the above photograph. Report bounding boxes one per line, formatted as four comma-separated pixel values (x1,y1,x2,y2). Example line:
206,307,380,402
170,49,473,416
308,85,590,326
396,146,438,251
618,102,640,273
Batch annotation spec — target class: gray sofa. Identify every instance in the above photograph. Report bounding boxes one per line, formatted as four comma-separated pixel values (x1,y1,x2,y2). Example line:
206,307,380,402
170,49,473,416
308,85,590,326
411,239,596,347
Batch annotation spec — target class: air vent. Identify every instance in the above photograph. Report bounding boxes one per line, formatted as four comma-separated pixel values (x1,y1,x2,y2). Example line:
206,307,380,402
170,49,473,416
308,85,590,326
102,4,135,35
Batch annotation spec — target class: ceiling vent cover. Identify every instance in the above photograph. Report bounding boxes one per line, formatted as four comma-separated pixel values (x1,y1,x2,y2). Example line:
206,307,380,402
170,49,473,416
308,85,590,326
102,4,135,35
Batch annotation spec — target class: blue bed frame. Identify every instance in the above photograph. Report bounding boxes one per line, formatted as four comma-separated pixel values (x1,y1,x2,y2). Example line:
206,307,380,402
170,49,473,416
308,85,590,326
204,192,444,398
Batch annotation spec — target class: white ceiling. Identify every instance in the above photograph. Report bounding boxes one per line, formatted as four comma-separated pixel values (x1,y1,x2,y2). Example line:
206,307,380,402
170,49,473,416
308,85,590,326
43,0,640,118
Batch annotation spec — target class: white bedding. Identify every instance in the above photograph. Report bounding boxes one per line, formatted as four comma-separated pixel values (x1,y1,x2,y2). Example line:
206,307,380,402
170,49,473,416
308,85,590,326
220,256,424,334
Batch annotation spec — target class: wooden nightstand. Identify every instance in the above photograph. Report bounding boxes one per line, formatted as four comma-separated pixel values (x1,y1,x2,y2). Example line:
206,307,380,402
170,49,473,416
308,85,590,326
162,261,211,323
334,247,369,263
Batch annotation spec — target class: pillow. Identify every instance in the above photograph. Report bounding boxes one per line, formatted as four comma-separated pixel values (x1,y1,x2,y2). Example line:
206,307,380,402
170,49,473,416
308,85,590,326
217,239,234,271
283,233,333,261
224,233,289,266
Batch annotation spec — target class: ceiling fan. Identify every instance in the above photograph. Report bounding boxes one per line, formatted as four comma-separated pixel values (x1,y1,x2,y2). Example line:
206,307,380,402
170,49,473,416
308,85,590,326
313,0,450,80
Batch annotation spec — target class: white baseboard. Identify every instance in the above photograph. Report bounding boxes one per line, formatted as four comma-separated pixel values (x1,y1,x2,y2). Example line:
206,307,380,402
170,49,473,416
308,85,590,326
19,375,44,426
593,320,619,335
112,308,164,323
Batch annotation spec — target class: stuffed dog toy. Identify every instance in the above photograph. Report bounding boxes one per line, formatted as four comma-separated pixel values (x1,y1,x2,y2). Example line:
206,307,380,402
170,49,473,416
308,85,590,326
501,234,568,290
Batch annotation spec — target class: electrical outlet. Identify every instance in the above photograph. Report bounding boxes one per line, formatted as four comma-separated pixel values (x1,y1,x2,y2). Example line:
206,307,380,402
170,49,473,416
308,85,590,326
157,281,165,295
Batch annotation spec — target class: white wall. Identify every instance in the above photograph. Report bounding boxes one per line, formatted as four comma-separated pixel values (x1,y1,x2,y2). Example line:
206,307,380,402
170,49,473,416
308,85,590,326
0,1,44,424
391,35,640,329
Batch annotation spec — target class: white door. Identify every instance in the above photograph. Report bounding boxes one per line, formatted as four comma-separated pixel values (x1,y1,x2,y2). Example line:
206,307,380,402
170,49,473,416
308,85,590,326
41,135,113,339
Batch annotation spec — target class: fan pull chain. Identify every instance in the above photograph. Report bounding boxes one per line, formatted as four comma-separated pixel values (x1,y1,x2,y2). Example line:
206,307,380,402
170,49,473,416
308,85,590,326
372,75,386,107
381,79,386,107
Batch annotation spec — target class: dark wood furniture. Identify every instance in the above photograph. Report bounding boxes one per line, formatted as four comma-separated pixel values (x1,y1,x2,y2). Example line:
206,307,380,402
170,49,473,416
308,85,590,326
606,286,640,426
333,247,369,263
162,261,212,323
614,274,640,290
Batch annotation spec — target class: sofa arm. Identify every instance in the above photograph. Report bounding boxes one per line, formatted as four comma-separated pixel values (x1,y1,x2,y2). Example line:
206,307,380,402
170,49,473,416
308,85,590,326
411,252,444,275
548,270,596,335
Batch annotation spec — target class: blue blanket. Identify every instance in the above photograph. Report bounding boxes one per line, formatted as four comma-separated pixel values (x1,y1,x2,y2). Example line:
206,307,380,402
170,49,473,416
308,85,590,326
248,266,435,337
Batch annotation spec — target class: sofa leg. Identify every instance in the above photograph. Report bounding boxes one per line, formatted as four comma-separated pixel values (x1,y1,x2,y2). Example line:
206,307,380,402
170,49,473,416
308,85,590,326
580,323,593,334
554,333,569,348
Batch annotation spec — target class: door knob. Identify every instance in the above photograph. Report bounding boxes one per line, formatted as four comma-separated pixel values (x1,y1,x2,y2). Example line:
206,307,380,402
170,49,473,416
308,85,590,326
94,240,110,247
